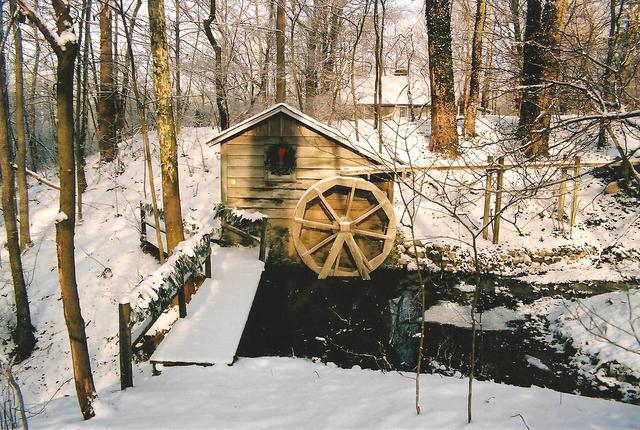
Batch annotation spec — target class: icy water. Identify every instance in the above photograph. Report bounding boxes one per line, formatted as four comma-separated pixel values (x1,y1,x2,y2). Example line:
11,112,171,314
237,267,636,403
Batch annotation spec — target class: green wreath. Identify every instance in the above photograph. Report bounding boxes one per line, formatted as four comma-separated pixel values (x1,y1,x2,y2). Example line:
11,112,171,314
265,142,297,175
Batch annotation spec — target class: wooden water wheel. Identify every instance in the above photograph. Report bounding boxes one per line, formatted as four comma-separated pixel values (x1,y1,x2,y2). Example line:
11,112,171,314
292,176,397,280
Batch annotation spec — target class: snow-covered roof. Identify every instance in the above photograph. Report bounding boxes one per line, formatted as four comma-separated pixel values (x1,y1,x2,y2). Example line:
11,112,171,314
207,103,384,165
349,74,430,106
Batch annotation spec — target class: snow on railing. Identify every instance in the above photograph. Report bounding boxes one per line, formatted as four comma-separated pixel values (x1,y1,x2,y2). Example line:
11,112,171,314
128,231,212,331
118,231,212,390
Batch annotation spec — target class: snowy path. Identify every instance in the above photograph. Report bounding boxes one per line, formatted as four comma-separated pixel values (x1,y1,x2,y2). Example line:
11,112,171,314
150,245,265,365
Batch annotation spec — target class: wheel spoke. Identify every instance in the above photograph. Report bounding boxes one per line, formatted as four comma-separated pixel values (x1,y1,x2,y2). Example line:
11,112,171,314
303,233,338,257
294,217,337,232
353,202,384,225
315,189,341,221
353,228,393,240
344,233,371,279
319,233,345,279
345,181,356,218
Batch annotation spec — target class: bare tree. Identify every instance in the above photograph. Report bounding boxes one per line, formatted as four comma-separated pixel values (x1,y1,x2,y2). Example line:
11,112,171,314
275,0,286,102
17,0,99,419
203,0,229,129
517,0,568,158
462,0,487,137
0,7,35,362
148,0,186,252
98,0,118,162
10,0,32,248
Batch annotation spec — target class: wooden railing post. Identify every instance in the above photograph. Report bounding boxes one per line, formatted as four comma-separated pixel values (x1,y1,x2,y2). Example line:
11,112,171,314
140,202,146,240
258,219,268,262
569,156,581,235
177,284,187,318
557,168,568,224
492,156,505,245
482,156,494,240
119,301,133,390
204,248,212,278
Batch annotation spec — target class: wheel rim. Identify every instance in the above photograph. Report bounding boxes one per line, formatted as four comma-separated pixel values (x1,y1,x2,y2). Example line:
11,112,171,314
292,176,396,279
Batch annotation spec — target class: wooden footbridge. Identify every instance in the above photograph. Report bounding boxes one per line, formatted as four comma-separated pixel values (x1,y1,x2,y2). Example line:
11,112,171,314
149,244,264,367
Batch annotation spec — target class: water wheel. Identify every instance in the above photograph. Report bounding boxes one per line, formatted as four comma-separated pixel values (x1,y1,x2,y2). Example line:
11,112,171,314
292,176,397,280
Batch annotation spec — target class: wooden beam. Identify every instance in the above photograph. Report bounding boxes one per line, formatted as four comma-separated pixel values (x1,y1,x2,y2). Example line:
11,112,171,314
119,302,134,390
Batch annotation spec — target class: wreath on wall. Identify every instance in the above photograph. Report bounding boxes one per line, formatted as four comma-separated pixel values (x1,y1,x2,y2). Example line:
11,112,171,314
265,142,297,176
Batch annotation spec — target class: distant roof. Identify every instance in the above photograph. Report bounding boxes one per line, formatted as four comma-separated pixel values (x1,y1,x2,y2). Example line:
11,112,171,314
207,103,384,165
351,74,430,106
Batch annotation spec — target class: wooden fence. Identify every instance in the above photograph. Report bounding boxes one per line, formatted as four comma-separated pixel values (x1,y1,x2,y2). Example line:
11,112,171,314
341,156,638,243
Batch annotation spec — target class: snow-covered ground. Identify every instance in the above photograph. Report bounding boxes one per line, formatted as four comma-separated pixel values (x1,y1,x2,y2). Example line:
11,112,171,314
548,289,640,400
29,357,640,429
1,118,639,427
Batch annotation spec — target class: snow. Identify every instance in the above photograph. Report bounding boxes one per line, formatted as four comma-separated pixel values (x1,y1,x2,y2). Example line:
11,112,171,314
128,231,210,311
54,211,68,223
350,74,430,105
548,289,640,373
0,127,220,406
230,208,266,222
55,30,78,50
423,301,524,331
1,117,639,427
150,245,264,365
29,357,640,429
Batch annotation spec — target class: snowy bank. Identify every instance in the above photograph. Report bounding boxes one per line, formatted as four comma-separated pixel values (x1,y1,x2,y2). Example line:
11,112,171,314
30,357,640,429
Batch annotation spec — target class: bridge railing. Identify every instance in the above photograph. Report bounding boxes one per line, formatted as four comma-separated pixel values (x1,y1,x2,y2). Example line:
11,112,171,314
118,232,212,390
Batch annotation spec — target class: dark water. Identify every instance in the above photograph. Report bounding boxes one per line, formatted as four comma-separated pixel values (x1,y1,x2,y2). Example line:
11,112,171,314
237,266,638,403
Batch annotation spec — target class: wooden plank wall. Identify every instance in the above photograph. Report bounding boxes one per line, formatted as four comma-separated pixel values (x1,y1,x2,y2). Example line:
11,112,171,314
221,113,392,224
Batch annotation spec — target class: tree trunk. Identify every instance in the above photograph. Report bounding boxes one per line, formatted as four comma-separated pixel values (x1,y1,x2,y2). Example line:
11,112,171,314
148,0,185,252
275,0,286,103
0,19,35,362
462,0,487,137
98,0,117,162
203,0,230,130
304,1,318,110
425,0,459,157
174,0,182,132
596,0,621,148
118,0,166,263
459,0,473,115
373,0,381,131
258,0,275,106
510,0,523,61
518,0,567,158
16,0,98,418
480,24,494,111
10,0,32,248
27,0,40,172
349,0,369,141
76,0,92,198
56,47,98,421
321,1,344,94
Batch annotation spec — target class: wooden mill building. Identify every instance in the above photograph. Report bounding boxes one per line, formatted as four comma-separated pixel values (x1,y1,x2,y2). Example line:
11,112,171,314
208,104,397,279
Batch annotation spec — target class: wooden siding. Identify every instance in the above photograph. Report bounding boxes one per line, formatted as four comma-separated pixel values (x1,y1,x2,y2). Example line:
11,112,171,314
221,113,390,216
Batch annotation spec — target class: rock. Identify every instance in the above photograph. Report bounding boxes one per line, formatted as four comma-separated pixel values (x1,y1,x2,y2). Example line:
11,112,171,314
604,181,621,195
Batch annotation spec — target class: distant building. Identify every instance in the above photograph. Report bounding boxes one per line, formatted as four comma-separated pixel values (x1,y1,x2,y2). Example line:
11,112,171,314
350,69,430,122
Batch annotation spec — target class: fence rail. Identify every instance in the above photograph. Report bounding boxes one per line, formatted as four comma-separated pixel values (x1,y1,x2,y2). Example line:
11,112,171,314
342,156,638,243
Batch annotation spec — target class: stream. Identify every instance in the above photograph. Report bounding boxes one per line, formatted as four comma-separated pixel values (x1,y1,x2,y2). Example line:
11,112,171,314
236,267,638,404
